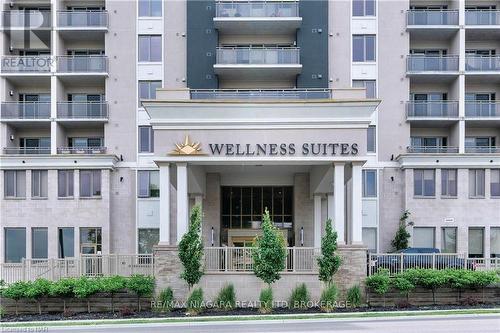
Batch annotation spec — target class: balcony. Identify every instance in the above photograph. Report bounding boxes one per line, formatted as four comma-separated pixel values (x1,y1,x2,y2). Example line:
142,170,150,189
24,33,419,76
466,10,500,25
3,147,51,155
406,10,459,39
465,56,500,73
214,1,301,34
190,88,333,100
407,55,459,73
56,56,108,74
1,10,51,29
57,11,108,28
407,146,459,154
1,102,51,120
214,47,301,80
406,101,459,124
57,147,107,155
465,102,500,118
1,56,52,74
465,146,500,154
57,102,108,120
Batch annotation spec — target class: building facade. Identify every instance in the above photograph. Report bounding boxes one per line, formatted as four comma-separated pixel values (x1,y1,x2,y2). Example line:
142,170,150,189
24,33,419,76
1,0,499,265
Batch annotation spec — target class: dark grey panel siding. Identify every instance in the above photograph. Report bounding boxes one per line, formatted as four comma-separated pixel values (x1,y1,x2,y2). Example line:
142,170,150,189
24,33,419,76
187,0,218,89
297,0,328,88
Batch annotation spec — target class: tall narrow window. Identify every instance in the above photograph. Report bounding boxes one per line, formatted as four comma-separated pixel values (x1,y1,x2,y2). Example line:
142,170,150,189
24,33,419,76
80,227,102,254
362,170,377,197
4,170,26,198
138,170,160,198
58,227,75,258
353,35,376,62
138,81,162,106
441,169,457,197
441,227,457,253
353,80,377,98
58,170,74,197
413,227,435,248
366,125,376,153
138,0,162,17
414,169,435,197
139,126,154,153
491,169,500,197
138,228,160,254
79,170,101,197
353,0,376,16
5,228,26,263
468,227,484,258
138,35,162,62
32,227,48,259
469,169,485,198
362,227,377,253
491,227,500,258
31,170,48,198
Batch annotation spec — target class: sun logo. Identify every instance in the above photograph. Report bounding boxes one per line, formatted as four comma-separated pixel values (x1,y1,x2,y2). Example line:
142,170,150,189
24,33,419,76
170,135,204,155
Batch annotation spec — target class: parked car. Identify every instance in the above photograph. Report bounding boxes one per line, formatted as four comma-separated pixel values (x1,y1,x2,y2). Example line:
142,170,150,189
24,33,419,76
371,248,475,273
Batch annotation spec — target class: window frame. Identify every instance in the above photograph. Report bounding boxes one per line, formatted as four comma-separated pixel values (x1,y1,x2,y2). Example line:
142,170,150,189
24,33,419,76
58,227,75,258
137,170,160,198
490,169,500,198
4,170,26,198
441,227,457,253
352,0,376,17
413,226,436,248
138,35,162,62
138,80,162,107
362,169,377,198
138,126,154,153
469,169,485,198
413,169,435,197
138,0,162,17
137,228,160,254
79,227,102,254
31,170,48,198
79,170,102,198
362,227,377,253
4,227,26,263
31,227,48,259
441,169,457,198
490,227,500,258
468,227,484,258
352,35,376,62
353,80,377,98
58,170,74,198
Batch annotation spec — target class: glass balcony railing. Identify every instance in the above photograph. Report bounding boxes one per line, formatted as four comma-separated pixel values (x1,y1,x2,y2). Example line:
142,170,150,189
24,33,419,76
215,1,299,18
57,102,108,119
465,146,500,154
56,56,108,73
465,10,500,25
407,10,459,26
465,56,500,72
406,101,459,118
407,146,459,154
3,147,51,154
216,47,300,65
1,10,51,29
190,89,332,100
1,56,52,73
57,147,107,154
57,11,108,28
465,102,500,117
1,102,51,119
407,55,459,72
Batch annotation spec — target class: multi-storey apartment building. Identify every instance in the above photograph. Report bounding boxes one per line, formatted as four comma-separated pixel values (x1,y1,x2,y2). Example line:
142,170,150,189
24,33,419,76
0,0,499,266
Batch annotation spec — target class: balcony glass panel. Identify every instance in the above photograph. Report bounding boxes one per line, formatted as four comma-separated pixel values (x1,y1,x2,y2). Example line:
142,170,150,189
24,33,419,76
215,1,299,17
407,55,459,72
407,146,459,154
1,102,51,119
190,89,332,100
465,56,500,71
57,147,107,154
465,102,500,117
2,10,51,28
465,146,500,153
406,101,459,117
3,147,51,154
465,10,500,25
1,56,52,72
57,102,108,119
216,48,300,65
407,10,459,25
57,11,108,28
56,56,108,73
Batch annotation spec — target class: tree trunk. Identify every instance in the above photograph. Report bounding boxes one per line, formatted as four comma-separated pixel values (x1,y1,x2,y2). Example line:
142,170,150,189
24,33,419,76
87,300,91,314
38,300,42,315
15,300,18,316
111,293,114,313
137,295,141,312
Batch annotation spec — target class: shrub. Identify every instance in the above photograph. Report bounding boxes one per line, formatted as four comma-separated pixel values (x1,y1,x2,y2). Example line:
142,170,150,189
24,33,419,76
417,270,447,304
73,277,102,313
178,205,204,289
346,285,362,308
259,287,273,314
392,275,415,302
24,279,53,315
186,287,204,315
289,283,310,309
366,270,391,295
320,283,338,312
317,219,341,286
100,276,127,313
215,284,236,310
155,287,174,312
2,281,29,315
126,275,155,312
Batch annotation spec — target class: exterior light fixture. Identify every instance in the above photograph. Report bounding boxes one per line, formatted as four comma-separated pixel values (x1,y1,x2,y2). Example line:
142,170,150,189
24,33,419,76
300,227,304,246
211,227,214,246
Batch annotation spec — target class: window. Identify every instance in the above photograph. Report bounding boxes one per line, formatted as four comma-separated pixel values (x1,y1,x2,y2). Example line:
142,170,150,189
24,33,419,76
68,137,103,148
58,170,74,198
79,170,101,197
367,125,376,153
139,126,154,153
353,35,376,62
362,227,377,253
353,80,377,98
32,227,48,259
80,227,102,254
138,228,159,254
468,227,484,258
138,0,162,17
362,170,377,197
353,0,376,16
491,169,500,197
138,170,160,198
414,169,435,197
138,35,162,62
441,227,457,253
58,227,74,258
5,228,26,263
469,169,485,198
491,227,500,258
4,170,26,198
138,81,162,107
441,169,457,197
413,227,435,248
31,170,48,198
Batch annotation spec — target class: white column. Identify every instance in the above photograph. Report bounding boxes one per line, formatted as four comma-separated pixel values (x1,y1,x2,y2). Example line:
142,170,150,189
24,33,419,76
176,163,189,244
327,194,334,221
313,194,322,248
159,163,170,245
351,163,363,245
334,163,345,245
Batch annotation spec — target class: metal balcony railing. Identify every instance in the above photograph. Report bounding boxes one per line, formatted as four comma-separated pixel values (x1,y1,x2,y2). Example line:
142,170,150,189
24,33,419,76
56,56,108,73
190,89,332,100
216,47,300,65
57,147,107,154
407,10,459,26
57,102,108,119
406,101,459,118
465,56,500,72
465,10,500,25
407,146,459,154
215,1,299,18
465,102,500,117
1,102,51,119
407,55,459,72
1,10,51,28
3,147,51,154
465,146,500,153
57,10,108,28
1,56,52,73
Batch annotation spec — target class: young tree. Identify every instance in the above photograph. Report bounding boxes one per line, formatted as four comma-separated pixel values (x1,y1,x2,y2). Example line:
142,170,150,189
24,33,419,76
178,204,204,289
317,218,342,286
391,210,411,251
